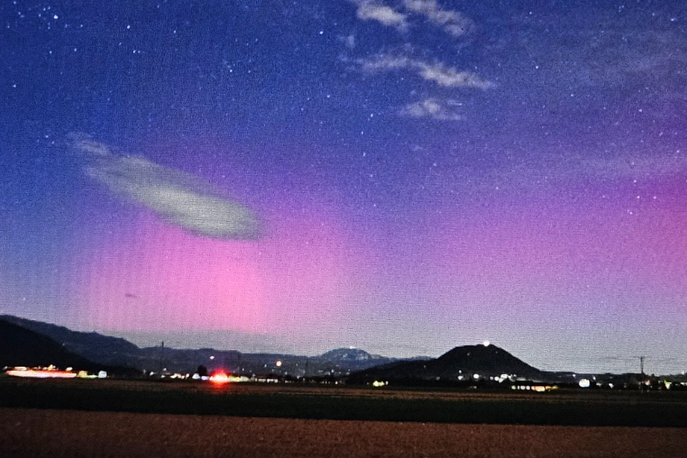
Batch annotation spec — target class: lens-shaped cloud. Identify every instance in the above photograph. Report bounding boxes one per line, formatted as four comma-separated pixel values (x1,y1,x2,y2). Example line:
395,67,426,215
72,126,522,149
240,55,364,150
70,134,262,240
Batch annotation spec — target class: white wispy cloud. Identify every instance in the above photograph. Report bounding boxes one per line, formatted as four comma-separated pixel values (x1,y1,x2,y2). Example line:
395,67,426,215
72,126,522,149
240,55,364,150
345,1,490,121
399,98,464,121
70,134,261,240
415,61,495,89
356,54,411,72
348,0,472,37
349,0,408,31
402,0,472,37
357,54,495,89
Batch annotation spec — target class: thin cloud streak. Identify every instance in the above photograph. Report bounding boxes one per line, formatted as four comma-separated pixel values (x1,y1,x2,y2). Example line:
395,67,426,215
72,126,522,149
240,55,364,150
402,0,472,37
399,98,465,121
580,154,687,180
349,0,408,31
348,0,472,38
357,54,495,89
417,61,495,89
448,151,687,196
70,134,262,240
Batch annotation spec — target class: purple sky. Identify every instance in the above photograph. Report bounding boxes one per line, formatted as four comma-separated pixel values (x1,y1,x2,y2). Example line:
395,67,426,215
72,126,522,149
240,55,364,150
1,1,686,373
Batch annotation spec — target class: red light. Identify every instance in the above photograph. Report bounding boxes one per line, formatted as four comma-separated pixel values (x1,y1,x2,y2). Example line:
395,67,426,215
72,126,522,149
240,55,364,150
209,371,230,384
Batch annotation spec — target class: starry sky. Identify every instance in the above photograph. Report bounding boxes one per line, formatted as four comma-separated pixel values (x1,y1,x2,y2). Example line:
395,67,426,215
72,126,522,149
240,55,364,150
2,0,686,374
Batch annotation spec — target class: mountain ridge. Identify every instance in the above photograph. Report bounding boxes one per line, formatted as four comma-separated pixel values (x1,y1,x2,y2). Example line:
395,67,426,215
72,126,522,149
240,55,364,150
0,315,405,376
347,343,546,384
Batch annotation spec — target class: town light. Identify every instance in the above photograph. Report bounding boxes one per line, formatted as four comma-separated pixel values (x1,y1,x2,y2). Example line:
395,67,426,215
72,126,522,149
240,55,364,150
209,371,230,384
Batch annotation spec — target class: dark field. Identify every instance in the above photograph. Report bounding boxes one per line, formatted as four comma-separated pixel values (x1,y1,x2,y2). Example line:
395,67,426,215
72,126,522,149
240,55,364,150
1,377,687,427
2,378,687,457
3,407,687,458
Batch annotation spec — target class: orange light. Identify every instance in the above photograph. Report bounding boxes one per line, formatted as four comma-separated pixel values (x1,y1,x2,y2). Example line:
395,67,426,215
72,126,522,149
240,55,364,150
7,369,77,379
209,371,230,384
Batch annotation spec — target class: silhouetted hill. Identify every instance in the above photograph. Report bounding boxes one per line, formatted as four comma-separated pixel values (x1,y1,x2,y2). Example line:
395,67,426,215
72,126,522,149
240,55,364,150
434,344,542,377
0,319,109,372
321,348,378,362
348,344,545,385
318,347,406,370
0,315,141,367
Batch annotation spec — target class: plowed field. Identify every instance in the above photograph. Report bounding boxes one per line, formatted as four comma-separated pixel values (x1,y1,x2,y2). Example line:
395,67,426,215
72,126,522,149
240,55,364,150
2,408,686,458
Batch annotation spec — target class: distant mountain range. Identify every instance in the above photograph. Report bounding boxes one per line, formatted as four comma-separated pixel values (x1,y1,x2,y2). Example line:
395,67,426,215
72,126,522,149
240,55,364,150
1,314,599,384
2,315,674,389
0,315,414,377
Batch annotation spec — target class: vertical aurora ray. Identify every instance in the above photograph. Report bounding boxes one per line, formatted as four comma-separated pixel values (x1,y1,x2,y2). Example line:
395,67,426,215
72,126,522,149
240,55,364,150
68,198,364,338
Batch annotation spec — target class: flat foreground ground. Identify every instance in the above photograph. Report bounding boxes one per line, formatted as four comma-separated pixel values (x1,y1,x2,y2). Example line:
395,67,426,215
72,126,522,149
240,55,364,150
3,378,687,427
2,408,686,458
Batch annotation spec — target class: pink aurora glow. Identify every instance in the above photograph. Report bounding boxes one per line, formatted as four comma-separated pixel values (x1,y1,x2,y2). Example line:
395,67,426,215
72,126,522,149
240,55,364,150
71,206,362,335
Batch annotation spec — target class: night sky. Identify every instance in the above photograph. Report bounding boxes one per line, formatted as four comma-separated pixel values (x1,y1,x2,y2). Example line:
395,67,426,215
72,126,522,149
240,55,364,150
2,0,686,374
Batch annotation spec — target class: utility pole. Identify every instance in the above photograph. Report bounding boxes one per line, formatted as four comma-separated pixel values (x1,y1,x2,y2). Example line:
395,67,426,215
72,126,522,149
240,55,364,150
638,356,646,391
159,341,165,376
